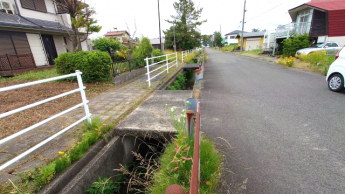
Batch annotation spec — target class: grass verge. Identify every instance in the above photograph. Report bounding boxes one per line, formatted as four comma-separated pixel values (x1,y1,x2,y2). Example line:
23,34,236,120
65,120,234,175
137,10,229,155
148,106,222,194
0,69,59,83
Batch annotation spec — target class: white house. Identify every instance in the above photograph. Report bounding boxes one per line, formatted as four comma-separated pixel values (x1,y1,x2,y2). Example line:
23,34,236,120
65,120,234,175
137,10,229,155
224,30,247,45
0,0,89,76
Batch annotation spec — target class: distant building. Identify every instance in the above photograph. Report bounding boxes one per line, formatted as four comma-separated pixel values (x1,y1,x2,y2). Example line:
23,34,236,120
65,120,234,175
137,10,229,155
150,38,165,50
104,30,131,45
224,30,247,45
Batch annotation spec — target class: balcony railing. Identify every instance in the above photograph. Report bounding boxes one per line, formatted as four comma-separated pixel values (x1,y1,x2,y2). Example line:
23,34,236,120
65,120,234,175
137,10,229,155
275,22,311,38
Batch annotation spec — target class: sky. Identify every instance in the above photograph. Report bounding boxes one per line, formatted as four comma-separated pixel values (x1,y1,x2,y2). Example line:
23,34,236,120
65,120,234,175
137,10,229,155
87,0,310,39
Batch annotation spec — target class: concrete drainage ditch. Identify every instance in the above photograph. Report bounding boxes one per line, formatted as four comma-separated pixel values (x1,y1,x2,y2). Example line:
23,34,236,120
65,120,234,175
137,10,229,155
41,63,201,194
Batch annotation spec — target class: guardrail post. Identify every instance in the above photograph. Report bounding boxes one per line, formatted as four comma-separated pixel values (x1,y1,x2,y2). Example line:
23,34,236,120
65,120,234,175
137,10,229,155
186,110,195,137
76,70,92,124
166,54,169,73
175,52,178,66
145,58,151,87
182,51,184,63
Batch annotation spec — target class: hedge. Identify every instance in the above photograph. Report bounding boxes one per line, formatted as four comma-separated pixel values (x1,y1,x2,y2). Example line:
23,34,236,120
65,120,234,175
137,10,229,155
55,51,112,83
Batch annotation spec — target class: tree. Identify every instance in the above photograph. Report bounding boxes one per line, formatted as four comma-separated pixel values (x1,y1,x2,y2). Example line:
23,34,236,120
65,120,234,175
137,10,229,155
252,28,260,32
214,31,223,47
201,35,211,46
54,0,101,51
92,37,121,53
132,37,154,59
164,0,206,50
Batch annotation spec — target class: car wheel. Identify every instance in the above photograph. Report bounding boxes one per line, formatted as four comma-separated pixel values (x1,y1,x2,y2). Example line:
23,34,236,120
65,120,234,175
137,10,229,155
328,73,344,92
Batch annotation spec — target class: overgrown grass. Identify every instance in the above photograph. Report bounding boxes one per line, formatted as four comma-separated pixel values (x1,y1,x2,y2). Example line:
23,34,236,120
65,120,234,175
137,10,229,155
297,51,335,75
0,68,59,83
148,106,222,194
221,45,237,52
242,49,263,55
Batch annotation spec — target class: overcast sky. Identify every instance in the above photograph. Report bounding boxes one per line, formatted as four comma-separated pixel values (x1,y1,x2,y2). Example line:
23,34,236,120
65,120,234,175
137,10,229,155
87,0,310,39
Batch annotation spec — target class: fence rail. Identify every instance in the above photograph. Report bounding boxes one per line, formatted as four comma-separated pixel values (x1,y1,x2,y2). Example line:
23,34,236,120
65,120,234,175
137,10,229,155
111,58,146,77
0,70,91,171
145,52,178,87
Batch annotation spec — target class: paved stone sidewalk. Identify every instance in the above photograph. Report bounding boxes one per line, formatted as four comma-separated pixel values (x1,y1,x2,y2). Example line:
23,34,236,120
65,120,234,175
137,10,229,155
0,65,179,181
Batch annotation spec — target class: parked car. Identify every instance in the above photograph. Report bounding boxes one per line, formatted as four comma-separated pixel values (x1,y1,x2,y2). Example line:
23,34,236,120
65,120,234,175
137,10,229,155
296,42,342,55
326,46,345,92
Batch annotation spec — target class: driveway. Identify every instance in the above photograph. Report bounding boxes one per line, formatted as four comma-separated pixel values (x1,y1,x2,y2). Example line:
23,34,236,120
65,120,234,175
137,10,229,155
201,49,345,193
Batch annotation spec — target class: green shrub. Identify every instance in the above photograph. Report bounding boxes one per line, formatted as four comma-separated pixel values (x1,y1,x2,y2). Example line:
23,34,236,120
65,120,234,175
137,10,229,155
132,37,154,59
167,73,186,90
282,34,310,57
92,37,121,53
55,51,112,83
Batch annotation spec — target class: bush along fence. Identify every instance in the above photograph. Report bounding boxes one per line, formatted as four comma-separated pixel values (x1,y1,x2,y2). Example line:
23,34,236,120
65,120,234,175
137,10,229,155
166,56,205,194
111,57,145,77
0,71,91,171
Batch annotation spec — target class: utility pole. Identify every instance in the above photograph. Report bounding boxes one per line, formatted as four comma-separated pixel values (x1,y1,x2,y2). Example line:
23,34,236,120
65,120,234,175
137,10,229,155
158,0,163,53
240,0,247,52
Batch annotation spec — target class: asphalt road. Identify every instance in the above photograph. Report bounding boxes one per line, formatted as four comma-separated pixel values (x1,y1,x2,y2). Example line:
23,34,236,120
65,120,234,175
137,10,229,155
201,48,345,193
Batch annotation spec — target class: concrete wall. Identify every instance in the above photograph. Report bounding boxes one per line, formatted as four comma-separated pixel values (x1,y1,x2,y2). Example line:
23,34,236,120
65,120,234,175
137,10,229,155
112,67,147,85
26,33,48,66
41,135,137,194
16,0,58,22
53,35,67,55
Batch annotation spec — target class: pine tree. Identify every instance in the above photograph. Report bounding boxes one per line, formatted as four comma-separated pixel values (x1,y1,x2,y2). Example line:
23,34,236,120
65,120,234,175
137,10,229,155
164,0,206,50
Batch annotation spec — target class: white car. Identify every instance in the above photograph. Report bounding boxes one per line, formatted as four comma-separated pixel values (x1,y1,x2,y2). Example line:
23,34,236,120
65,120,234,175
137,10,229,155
296,42,342,55
326,46,345,92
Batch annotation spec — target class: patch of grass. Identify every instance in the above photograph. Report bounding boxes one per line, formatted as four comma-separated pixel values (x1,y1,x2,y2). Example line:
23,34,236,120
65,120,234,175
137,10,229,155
297,51,335,75
242,49,263,55
0,68,59,83
148,107,222,194
221,45,237,52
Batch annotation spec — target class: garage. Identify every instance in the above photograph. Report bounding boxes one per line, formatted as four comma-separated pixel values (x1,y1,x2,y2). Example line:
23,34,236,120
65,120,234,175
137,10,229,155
245,38,261,50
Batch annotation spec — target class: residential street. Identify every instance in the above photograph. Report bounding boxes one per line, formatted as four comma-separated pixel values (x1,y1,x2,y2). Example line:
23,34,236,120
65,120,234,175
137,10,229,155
201,48,345,193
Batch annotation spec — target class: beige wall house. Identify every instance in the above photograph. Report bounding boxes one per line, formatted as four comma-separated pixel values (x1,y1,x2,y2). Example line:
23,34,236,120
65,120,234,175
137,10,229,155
0,0,90,76
104,30,130,44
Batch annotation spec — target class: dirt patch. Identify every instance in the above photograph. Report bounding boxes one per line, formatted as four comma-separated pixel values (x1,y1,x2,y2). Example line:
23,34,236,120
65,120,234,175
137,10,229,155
0,81,113,139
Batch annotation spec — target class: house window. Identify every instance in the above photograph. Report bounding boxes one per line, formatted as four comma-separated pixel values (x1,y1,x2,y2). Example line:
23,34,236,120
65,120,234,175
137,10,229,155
230,36,236,39
299,10,311,24
0,31,31,55
20,0,47,12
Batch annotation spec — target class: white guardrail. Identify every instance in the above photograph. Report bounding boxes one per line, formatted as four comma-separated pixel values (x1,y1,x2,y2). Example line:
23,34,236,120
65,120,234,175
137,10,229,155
0,70,91,171
145,52,178,87
145,49,198,87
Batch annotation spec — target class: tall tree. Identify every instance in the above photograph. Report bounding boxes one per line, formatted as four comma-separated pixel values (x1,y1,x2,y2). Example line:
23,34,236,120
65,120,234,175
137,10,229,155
214,31,223,47
54,0,101,51
252,28,260,32
201,34,211,46
164,0,206,50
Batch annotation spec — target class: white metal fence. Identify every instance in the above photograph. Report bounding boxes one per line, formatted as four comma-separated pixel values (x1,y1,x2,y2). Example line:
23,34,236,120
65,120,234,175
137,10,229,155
0,70,91,171
145,49,199,87
145,52,178,87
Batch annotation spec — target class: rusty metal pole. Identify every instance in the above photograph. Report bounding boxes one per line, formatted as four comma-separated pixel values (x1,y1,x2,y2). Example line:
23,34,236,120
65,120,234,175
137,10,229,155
190,103,201,194
186,110,195,137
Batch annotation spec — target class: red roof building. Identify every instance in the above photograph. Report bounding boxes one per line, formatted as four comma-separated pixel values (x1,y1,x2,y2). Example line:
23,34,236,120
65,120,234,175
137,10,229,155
288,0,345,45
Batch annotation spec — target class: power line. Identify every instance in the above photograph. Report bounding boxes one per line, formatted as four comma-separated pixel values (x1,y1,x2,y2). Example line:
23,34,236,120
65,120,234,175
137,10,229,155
246,2,286,23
